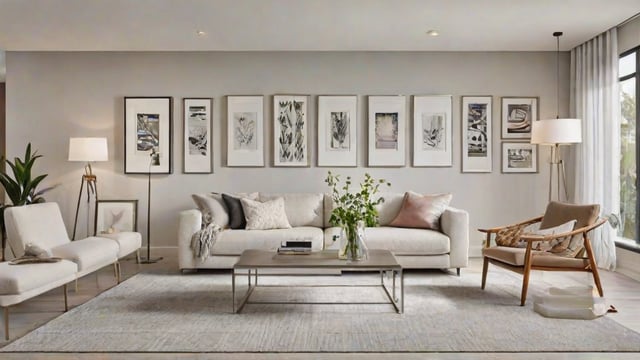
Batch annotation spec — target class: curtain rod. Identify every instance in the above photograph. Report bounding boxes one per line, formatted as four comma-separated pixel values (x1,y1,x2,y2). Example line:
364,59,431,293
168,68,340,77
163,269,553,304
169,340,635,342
618,11,640,28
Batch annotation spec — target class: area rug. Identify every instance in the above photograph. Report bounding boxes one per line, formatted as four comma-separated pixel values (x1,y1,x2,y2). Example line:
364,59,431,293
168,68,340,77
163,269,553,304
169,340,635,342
2,268,640,353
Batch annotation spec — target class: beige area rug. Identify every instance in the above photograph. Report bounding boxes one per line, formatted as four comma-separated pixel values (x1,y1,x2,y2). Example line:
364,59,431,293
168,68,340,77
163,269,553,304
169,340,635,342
2,267,640,353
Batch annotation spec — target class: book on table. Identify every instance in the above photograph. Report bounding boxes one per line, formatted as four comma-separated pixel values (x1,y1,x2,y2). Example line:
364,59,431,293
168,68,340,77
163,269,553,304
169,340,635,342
277,240,312,254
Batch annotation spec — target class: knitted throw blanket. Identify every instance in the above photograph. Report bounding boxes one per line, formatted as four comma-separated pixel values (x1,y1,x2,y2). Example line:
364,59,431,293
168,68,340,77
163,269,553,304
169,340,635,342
190,218,222,262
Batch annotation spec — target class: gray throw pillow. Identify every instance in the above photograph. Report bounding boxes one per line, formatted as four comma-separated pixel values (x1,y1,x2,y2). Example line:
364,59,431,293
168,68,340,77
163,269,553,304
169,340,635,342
222,193,247,229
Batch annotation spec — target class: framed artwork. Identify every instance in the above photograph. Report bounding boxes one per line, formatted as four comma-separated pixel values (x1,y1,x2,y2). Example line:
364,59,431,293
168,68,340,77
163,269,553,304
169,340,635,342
502,142,538,173
317,95,358,167
183,98,213,173
273,95,309,167
461,96,492,173
227,95,264,167
501,97,538,139
124,97,172,174
368,95,406,167
94,200,138,235
412,95,453,167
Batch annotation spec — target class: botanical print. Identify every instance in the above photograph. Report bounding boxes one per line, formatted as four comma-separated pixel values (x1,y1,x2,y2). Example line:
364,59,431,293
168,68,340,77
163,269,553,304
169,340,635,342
506,103,532,134
187,106,208,156
277,100,306,162
102,207,132,232
375,112,398,150
466,103,488,157
422,112,446,151
329,111,350,151
233,112,257,150
136,113,159,152
507,148,533,169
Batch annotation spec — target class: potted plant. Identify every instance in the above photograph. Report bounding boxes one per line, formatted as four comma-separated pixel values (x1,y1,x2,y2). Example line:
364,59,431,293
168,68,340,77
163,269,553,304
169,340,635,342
0,143,53,261
325,171,390,260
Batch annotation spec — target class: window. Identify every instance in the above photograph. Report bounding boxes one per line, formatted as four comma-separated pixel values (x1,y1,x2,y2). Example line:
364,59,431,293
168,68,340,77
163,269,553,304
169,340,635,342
619,48,638,243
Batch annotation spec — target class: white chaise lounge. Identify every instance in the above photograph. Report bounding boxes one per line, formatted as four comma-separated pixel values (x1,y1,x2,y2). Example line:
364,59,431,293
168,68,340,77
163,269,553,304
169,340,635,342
0,260,77,340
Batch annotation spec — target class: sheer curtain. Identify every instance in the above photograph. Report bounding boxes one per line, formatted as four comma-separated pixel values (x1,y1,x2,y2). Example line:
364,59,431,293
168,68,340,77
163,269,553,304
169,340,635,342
571,28,620,270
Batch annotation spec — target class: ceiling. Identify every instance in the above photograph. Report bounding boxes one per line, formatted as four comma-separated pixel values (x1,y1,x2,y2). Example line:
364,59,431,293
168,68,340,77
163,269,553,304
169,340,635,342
0,0,638,52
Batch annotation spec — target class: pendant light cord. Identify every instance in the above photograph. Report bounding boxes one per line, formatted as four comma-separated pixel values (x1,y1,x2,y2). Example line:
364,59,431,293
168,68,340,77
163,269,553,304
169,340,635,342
553,31,563,119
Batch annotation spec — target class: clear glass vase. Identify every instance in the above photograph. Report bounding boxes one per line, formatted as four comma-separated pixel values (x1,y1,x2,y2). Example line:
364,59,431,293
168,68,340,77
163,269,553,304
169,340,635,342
338,220,367,261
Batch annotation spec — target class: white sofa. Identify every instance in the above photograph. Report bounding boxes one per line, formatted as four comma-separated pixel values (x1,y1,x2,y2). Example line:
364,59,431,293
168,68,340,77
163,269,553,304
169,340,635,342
179,192,469,272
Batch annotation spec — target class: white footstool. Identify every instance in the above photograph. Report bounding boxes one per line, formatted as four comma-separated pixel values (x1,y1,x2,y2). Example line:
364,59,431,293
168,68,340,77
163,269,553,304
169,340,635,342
0,260,77,340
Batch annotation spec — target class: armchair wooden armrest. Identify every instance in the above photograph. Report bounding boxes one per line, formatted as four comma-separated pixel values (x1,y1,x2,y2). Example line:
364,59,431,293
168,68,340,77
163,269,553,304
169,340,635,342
478,216,543,234
519,217,608,244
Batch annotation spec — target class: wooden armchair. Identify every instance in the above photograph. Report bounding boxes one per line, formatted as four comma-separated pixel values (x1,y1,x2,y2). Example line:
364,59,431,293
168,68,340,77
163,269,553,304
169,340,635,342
479,201,607,306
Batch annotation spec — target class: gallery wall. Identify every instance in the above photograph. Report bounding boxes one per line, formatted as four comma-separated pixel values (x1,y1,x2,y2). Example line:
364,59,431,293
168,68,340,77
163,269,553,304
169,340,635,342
4,51,569,256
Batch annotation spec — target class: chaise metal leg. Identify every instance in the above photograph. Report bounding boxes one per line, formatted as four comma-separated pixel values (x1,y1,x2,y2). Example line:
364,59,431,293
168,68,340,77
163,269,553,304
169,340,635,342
456,268,461,277
3,307,8,341
114,262,121,284
63,284,68,311
136,249,141,265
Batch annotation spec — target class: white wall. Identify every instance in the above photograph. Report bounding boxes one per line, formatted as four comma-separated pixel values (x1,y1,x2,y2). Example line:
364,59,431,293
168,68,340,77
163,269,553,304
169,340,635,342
5,51,569,255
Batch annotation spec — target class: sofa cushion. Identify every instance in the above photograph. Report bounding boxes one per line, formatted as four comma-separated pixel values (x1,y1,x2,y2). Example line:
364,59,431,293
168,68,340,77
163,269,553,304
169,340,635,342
241,197,292,230
260,193,324,227
389,192,452,230
212,227,324,255
0,260,77,295
222,193,248,229
4,203,70,256
97,231,142,258
341,226,450,255
374,193,405,226
191,193,229,228
51,237,119,271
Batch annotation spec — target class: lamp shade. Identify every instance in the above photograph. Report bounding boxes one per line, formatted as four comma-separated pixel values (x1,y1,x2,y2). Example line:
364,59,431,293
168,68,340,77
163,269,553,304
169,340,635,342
68,137,108,162
530,118,582,145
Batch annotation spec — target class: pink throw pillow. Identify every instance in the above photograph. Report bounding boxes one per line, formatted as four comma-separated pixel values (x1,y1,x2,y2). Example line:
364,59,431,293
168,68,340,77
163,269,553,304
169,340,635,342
389,192,452,230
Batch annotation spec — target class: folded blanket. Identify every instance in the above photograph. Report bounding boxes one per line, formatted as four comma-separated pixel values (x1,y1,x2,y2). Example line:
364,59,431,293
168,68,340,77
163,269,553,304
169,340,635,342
190,216,222,262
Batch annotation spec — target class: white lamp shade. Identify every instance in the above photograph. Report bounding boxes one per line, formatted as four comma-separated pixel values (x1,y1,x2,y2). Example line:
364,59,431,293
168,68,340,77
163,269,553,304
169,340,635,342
68,137,108,162
530,118,582,145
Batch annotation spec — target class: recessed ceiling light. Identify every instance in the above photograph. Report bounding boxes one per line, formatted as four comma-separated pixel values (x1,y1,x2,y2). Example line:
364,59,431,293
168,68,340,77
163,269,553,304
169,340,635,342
426,30,439,37
196,30,207,37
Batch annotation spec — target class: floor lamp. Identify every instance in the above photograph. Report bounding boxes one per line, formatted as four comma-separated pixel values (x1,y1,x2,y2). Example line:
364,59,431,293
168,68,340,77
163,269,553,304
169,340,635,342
530,32,582,203
531,118,582,202
139,148,163,264
68,137,108,240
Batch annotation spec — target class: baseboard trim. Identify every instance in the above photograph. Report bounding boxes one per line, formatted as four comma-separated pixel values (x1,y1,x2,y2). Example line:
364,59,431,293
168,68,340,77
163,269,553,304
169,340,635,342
616,247,640,282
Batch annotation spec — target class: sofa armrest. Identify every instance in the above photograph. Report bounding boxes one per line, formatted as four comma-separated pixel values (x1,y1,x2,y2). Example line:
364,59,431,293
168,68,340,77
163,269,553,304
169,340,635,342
440,206,469,269
178,209,202,270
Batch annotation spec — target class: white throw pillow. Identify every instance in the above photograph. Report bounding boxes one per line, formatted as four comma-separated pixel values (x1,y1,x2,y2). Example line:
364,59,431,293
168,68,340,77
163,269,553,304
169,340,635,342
240,197,292,230
519,219,577,251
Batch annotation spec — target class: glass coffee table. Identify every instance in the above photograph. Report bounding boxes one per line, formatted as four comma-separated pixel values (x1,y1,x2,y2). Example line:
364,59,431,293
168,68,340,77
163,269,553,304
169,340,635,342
232,249,403,313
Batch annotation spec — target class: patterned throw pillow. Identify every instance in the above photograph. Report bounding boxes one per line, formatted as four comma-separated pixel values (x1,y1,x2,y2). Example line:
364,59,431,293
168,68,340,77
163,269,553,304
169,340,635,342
240,197,292,230
494,224,527,247
524,220,577,254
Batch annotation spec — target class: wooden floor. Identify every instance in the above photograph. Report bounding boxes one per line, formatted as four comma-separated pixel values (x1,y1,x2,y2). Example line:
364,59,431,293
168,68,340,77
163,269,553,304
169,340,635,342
1,248,639,359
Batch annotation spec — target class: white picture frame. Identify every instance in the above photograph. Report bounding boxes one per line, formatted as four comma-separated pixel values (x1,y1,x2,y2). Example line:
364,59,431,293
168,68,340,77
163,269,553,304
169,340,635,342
412,95,453,167
461,95,492,173
94,200,138,235
368,95,406,167
124,97,172,174
501,97,538,139
502,142,538,173
273,95,309,167
183,98,213,173
317,95,358,167
227,95,264,167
